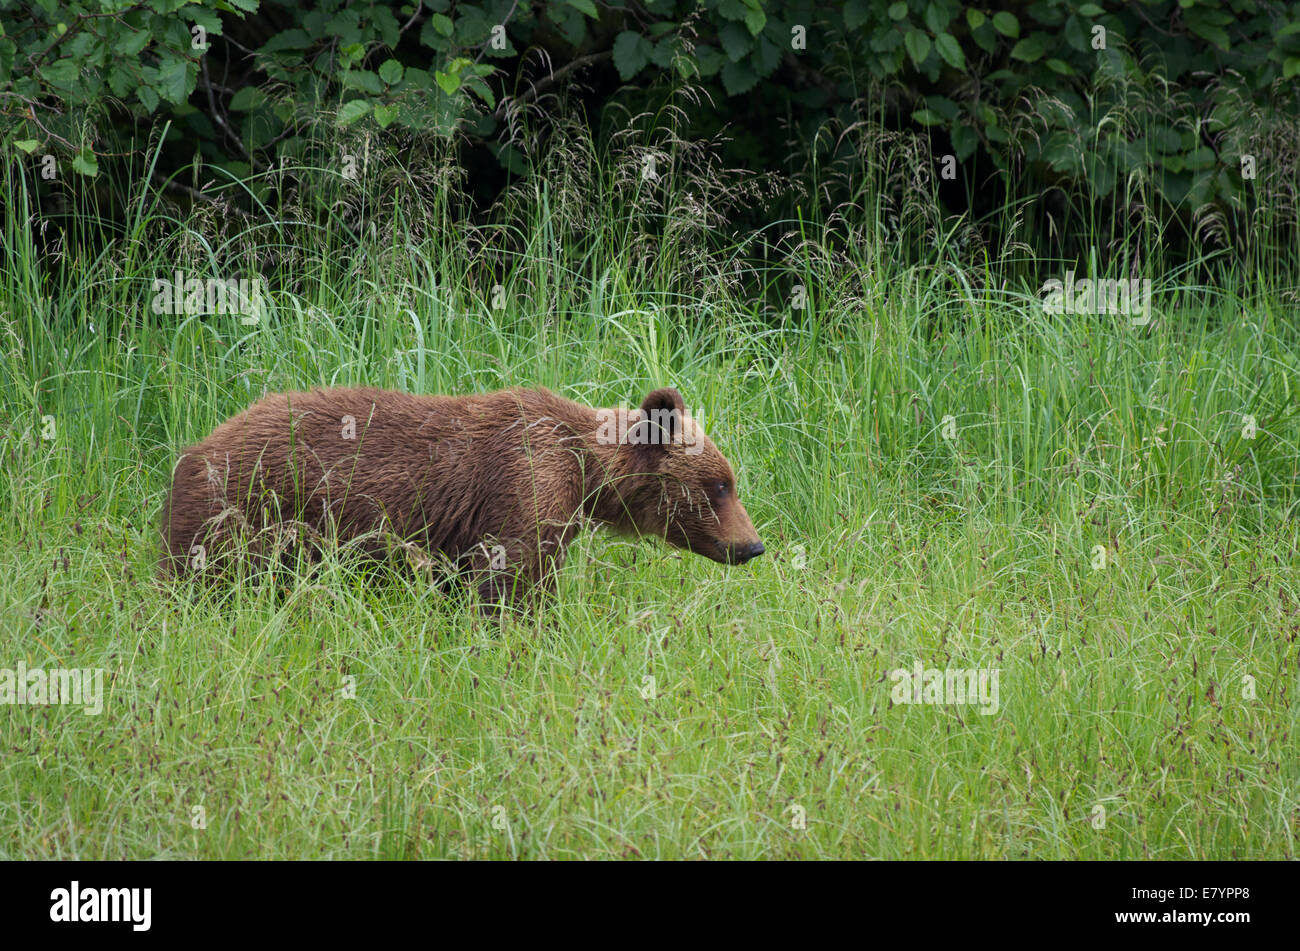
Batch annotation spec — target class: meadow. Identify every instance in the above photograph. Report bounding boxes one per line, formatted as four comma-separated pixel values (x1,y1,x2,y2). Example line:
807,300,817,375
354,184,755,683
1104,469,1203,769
2,124,1298,859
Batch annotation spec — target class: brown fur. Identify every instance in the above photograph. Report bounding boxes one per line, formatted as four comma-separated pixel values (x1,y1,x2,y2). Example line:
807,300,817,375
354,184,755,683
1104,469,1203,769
161,385,763,606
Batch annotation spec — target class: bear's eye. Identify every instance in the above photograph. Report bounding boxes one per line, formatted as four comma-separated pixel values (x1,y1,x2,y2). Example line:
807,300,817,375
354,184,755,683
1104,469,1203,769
714,481,729,497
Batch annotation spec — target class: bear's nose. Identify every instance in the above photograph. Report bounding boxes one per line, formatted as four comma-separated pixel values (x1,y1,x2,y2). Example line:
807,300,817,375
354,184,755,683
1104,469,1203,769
729,541,765,564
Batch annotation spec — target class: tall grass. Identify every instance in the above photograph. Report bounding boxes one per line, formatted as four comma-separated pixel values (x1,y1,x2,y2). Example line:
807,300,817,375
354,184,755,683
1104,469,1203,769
1,110,1297,858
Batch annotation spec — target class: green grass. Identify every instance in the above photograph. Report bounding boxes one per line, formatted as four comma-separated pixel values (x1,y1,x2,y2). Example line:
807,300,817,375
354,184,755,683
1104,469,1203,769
2,125,1298,859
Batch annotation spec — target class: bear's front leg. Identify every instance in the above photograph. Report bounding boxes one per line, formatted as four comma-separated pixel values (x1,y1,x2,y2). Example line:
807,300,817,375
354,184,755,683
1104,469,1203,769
469,527,570,615
462,537,533,615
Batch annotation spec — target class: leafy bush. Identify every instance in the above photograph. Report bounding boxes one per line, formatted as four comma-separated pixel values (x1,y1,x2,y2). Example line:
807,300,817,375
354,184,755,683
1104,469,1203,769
2,0,1297,261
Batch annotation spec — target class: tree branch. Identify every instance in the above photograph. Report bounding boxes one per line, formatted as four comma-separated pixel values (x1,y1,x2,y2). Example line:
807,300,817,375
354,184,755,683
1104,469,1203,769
492,49,613,122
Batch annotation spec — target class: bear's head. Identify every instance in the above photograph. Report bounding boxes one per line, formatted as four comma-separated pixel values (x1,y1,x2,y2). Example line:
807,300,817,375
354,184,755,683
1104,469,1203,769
611,387,764,565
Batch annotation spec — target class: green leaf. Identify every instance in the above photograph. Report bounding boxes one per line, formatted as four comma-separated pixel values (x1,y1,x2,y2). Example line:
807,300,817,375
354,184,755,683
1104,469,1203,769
339,43,366,68
14,139,39,154
1285,57,1300,80
923,5,951,34
935,33,965,70
186,7,222,36
887,2,908,22
1078,3,1104,15
694,44,725,78
912,108,943,125
337,99,372,125
118,29,150,57
719,21,753,61
612,30,653,79
39,58,81,91
904,29,931,67
71,147,98,177
156,54,193,104
753,35,781,76
379,59,404,85
373,102,399,128
1187,20,1231,52
431,13,454,37
228,86,266,111
1185,147,1217,171
992,12,1019,38
434,70,460,94
493,142,527,175
651,37,676,69
462,75,495,109
261,29,311,54
565,0,599,18
1064,15,1089,52
966,9,985,30
925,94,959,119
1149,125,1181,153
951,123,978,160
720,57,758,94
343,70,383,95
1010,37,1045,62
744,7,766,35
849,0,875,29
136,84,159,113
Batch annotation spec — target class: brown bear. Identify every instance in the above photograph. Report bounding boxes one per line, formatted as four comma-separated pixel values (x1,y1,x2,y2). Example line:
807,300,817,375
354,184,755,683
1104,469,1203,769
162,385,764,607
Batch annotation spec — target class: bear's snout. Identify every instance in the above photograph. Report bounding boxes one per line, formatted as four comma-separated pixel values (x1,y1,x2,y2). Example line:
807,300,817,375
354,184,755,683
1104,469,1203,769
723,540,766,565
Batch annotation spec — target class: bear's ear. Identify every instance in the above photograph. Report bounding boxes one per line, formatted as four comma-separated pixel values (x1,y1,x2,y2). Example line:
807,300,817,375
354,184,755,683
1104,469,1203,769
636,387,685,450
